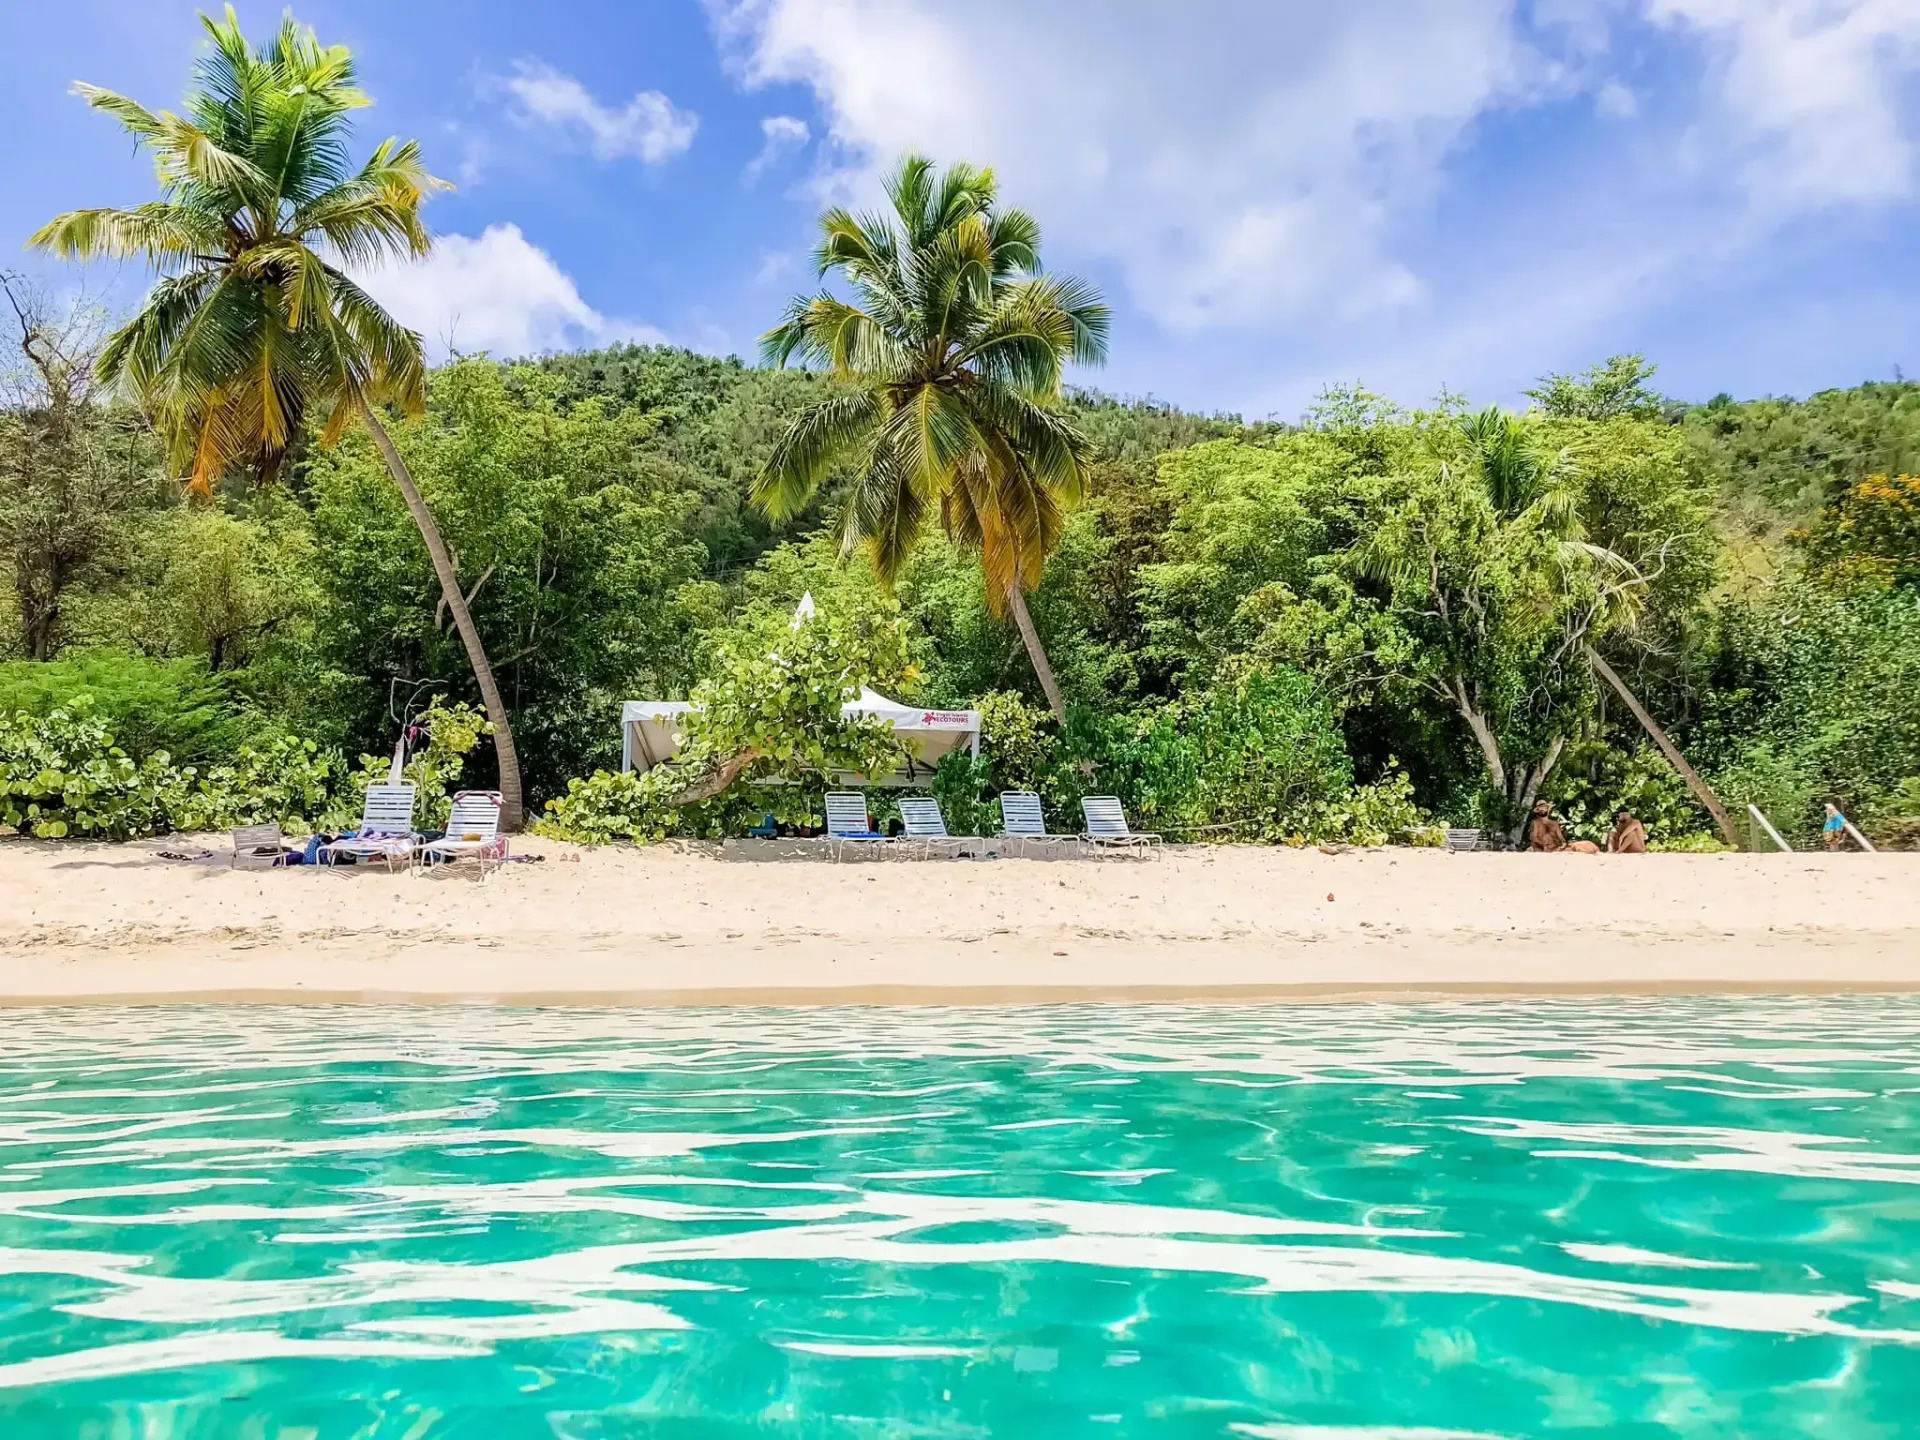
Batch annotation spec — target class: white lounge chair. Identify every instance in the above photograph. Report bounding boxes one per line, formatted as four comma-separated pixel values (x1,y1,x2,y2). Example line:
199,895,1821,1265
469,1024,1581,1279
897,796,975,860
824,791,888,861
1079,796,1162,856
231,822,295,870
1444,828,1486,853
319,783,418,873
999,791,1074,857
418,790,506,875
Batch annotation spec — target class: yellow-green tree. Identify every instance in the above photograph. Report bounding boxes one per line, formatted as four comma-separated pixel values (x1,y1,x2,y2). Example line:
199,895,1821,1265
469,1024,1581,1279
29,9,527,827
755,155,1109,721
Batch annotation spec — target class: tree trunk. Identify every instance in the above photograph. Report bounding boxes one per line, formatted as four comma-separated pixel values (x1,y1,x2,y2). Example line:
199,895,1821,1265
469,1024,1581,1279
1513,735,1568,816
24,603,54,662
1453,682,1508,795
1454,680,1569,839
360,401,525,832
666,748,761,807
1006,568,1066,724
1587,646,1739,848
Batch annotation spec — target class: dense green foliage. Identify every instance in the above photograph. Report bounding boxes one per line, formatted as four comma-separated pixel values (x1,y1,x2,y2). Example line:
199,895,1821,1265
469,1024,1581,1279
0,651,240,762
4,264,1918,847
0,674,489,841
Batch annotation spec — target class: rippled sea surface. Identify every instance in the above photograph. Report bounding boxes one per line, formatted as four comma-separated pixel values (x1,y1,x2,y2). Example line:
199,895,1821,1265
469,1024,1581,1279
3,1001,1920,1437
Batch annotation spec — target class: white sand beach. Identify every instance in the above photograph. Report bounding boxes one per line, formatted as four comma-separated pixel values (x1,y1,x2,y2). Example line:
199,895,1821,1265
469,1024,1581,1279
1,839,1917,1004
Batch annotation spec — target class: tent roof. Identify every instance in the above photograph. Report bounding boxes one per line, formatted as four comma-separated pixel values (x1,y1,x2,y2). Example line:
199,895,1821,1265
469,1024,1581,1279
622,691,977,732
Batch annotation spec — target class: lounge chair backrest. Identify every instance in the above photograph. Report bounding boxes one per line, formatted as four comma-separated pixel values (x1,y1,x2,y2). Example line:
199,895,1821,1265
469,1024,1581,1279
1000,791,1050,837
1081,796,1133,838
232,822,283,869
361,783,417,836
1445,827,1482,853
443,790,502,841
897,797,950,839
824,791,873,838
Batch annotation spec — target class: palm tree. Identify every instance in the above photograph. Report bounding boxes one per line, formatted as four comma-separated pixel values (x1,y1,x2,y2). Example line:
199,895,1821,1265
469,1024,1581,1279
1452,408,1736,842
754,155,1109,722
29,9,526,827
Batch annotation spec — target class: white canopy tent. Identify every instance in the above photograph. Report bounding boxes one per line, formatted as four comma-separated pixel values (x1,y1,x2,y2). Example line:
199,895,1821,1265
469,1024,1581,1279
620,687,980,788
623,594,980,787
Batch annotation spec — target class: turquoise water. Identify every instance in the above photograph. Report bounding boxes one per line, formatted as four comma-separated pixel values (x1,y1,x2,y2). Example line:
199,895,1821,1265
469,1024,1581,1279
2,1002,1920,1437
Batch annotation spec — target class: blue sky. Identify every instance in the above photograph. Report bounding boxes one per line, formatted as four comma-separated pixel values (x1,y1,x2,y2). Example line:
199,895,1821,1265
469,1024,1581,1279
7,0,1920,419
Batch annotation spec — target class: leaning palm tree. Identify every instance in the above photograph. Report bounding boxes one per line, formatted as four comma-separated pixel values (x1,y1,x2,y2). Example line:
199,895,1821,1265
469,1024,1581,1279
29,9,525,828
1459,407,1737,843
755,155,1109,722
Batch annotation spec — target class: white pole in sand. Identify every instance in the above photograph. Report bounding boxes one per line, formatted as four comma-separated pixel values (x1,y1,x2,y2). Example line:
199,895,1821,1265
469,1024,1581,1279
1747,804,1792,853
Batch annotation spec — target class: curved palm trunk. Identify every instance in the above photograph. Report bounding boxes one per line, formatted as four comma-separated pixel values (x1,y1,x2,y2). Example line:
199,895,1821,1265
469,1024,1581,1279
1586,647,1738,848
360,401,525,832
1005,565,1066,724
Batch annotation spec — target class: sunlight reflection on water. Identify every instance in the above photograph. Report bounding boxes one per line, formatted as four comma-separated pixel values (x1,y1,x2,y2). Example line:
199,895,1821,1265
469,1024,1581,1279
1,998,1918,1435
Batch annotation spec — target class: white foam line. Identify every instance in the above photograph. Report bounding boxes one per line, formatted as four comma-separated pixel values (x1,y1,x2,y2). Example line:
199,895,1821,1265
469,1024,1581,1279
1232,1427,1513,1440
777,1340,973,1359
1561,1243,1756,1271
0,1331,471,1390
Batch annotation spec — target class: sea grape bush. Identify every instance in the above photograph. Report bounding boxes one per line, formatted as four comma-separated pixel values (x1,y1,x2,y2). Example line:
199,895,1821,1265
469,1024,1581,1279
538,602,913,842
0,705,180,838
0,703,338,839
0,700,502,840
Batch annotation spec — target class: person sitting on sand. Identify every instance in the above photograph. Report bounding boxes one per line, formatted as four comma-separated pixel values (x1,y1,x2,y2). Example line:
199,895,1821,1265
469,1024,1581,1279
1525,800,1567,852
1822,801,1849,852
1607,808,1648,854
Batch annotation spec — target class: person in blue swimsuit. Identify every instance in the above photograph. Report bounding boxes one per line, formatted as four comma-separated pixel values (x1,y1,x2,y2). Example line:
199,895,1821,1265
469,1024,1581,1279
1823,801,1849,851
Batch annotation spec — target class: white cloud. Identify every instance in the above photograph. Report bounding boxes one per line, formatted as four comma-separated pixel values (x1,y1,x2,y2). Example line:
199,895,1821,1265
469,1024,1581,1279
753,248,799,285
1595,80,1639,119
502,61,698,163
708,0,1532,333
1644,0,1920,207
706,0,1920,352
745,114,811,183
355,224,665,360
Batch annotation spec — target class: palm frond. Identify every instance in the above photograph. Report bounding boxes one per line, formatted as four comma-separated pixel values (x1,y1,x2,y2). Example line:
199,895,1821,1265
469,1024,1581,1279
912,212,994,346
761,294,906,377
962,382,1090,499
890,380,980,495
885,154,938,246
940,457,988,554
843,434,927,584
291,139,440,264
955,275,1098,394
27,204,226,266
755,390,884,519
251,20,368,209
1045,272,1112,367
95,269,225,393
325,267,426,410
931,160,993,234
69,83,166,141
985,206,1040,277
